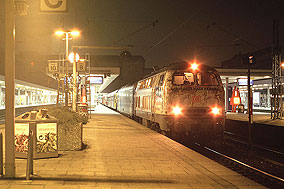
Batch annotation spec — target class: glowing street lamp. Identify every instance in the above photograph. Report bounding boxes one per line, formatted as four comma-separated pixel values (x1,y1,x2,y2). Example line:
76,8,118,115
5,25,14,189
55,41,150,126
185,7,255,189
68,52,80,63
55,30,80,107
55,30,80,62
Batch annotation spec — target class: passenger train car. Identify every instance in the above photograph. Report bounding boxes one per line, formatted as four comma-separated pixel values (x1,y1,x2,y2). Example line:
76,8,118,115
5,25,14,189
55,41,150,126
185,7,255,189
103,62,225,141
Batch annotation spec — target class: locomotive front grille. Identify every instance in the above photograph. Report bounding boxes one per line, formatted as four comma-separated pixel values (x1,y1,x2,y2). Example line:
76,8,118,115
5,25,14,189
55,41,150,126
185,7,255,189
186,108,209,114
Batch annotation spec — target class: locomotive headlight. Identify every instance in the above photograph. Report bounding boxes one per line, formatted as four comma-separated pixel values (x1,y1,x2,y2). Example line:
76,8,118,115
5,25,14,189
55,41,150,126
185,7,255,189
211,107,221,115
172,106,182,116
191,63,198,71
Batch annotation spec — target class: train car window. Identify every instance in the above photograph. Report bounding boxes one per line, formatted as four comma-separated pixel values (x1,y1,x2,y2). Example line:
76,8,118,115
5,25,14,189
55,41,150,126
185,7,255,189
151,76,157,86
173,72,194,85
148,78,152,88
197,72,219,86
143,80,146,88
158,74,165,86
173,75,184,85
140,81,144,89
184,72,194,84
146,79,150,88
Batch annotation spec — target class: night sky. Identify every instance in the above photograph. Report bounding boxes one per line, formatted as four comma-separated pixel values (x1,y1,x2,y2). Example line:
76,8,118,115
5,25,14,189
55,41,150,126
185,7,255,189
15,0,284,68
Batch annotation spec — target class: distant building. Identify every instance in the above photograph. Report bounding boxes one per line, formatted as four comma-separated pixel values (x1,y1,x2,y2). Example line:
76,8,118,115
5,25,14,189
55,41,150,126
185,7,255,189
218,47,274,112
221,47,271,70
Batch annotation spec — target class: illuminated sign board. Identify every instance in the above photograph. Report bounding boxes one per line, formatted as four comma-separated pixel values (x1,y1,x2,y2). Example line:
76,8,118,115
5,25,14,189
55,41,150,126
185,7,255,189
237,78,254,86
89,76,103,84
40,0,68,13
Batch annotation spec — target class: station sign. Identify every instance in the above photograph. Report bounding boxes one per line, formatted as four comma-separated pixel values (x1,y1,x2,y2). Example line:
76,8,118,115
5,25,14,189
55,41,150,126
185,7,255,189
48,62,58,72
89,76,103,84
40,0,68,13
237,78,254,86
77,61,86,72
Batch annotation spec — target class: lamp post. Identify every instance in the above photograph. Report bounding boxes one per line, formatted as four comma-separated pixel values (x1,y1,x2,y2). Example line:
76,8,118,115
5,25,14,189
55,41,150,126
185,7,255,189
55,30,80,106
55,30,79,62
5,0,16,178
69,51,80,112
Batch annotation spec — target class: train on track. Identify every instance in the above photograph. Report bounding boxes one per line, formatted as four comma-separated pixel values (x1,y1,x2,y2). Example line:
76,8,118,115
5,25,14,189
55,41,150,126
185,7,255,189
102,61,225,142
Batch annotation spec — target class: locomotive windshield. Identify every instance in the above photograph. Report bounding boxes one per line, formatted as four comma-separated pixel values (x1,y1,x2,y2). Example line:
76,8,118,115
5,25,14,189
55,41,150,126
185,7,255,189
173,71,219,86
173,72,194,85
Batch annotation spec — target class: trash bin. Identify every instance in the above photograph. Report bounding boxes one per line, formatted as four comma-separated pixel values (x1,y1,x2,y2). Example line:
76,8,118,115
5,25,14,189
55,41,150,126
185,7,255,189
237,104,244,113
15,109,58,159
78,104,88,117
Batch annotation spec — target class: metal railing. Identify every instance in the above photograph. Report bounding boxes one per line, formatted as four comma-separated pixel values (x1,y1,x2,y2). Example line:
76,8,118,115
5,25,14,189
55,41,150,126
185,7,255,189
26,130,33,180
0,133,3,176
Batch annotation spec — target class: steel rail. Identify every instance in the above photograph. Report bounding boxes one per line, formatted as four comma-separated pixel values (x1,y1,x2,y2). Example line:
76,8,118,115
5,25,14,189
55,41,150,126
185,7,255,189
224,131,284,157
203,145,284,183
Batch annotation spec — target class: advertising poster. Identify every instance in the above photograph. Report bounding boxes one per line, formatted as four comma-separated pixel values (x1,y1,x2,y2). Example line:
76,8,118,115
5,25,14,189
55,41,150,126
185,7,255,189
36,123,57,153
15,123,29,152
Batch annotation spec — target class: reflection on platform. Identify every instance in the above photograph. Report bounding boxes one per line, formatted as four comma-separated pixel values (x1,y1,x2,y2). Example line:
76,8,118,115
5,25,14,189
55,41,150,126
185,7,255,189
92,104,119,115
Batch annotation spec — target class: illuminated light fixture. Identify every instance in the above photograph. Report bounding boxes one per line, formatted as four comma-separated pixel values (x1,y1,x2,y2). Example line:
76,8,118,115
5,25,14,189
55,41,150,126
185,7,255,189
69,52,80,63
281,62,284,68
82,96,87,104
172,106,182,116
233,97,240,105
55,30,80,36
191,63,198,71
211,107,221,115
55,30,65,36
70,30,80,36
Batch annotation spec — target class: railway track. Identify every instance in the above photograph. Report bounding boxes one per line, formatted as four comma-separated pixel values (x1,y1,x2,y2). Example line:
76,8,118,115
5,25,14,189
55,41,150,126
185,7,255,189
190,142,284,188
162,129,284,188
224,131,284,164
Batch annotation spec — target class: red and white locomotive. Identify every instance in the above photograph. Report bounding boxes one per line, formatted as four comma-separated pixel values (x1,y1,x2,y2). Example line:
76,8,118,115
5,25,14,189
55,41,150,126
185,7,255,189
105,61,225,141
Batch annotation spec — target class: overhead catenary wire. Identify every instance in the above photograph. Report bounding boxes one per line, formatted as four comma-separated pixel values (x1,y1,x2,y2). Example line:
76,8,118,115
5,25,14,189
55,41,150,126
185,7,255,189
146,1,207,55
110,20,158,46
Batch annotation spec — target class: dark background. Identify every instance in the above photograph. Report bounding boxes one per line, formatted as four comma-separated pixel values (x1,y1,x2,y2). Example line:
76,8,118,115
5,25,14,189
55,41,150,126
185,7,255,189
1,0,284,69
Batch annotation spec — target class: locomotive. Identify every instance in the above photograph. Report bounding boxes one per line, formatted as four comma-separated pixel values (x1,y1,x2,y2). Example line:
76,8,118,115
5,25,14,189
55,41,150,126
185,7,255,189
104,61,225,142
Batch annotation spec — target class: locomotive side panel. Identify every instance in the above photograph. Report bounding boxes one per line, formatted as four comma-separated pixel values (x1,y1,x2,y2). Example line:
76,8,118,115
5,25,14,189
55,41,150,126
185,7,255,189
111,62,225,142
134,78,153,124
134,72,171,129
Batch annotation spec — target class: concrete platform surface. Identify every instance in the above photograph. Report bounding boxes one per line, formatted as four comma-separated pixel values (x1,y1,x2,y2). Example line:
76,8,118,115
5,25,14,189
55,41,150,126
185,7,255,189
0,104,265,188
226,112,284,127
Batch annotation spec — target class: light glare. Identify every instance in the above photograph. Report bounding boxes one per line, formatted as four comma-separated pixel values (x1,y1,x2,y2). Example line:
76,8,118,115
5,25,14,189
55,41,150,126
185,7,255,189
191,63,198,70
211,107,220,115
69,52,80,63
172,106,182,116
55,31,64,36
70,31,80,36
233,97,240,105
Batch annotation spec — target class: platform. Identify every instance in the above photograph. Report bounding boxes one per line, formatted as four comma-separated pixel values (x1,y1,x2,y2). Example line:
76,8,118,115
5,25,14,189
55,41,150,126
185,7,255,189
0,104,264,188
226,112,284,127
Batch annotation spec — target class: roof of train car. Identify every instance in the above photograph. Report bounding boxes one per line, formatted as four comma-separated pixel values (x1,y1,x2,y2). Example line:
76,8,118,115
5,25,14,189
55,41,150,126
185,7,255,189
142,62,217,79
113,62,218,93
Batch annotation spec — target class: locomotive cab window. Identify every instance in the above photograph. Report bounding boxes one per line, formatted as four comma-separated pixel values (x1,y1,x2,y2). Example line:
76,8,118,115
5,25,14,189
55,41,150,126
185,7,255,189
196,71,219,86
173,72,194,85
158,74,165,86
